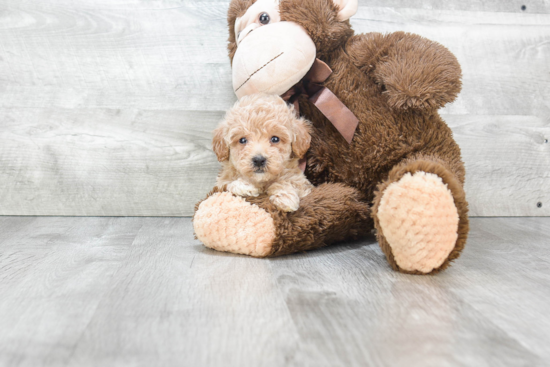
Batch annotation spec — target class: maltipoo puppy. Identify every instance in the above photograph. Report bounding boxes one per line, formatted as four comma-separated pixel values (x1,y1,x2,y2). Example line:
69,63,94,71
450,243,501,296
212,93,313,212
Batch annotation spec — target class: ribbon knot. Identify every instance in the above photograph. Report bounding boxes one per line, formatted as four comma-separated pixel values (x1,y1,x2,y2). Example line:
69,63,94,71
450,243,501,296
281,59,359,144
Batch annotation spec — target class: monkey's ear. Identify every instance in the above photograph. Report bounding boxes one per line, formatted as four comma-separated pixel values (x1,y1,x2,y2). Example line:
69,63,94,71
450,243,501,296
212,124,230,162
333,0,358,21
292,118,312,159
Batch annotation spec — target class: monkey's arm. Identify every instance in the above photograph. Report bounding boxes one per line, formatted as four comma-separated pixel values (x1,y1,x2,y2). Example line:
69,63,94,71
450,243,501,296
346,31,462,110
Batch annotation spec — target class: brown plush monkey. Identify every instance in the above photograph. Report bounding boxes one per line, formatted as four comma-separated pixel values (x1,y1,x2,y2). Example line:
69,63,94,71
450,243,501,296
193,0,469,275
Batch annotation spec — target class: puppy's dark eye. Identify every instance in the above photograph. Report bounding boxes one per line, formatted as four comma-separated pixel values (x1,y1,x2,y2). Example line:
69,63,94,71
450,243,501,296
270,136,280,143
259,13,270,24
239,137,247,144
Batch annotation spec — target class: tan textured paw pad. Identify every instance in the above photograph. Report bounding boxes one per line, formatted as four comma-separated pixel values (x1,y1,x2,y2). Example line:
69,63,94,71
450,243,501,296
193,192,275,257
378,172,459,273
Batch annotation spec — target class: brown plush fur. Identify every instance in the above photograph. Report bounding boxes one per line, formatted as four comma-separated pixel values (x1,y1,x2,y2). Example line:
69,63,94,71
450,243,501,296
217,0,468,273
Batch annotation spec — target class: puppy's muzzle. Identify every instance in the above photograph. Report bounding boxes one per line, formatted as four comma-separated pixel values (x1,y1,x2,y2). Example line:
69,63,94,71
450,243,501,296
252,155,267,171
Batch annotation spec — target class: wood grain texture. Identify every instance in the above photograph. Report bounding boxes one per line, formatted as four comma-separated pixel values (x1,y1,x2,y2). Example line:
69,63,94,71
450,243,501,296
359,0,550,13
1,216,549,366
0,108,221,215
446,115,550,216
0,0,548,216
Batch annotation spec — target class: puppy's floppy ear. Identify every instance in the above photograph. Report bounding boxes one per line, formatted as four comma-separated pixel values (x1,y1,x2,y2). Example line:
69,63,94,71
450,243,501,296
212,124,230,162
292,118,312,159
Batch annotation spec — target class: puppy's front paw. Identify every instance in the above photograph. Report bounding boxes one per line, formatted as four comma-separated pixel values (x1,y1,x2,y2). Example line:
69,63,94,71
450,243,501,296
227,180,260,197
270,190,300,212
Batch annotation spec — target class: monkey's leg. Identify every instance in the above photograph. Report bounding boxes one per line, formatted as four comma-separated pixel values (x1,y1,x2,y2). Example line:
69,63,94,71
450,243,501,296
193,183,372,257
372,157,469,274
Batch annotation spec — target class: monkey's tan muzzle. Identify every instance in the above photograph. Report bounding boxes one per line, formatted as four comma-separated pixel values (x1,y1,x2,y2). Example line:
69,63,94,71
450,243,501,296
232,21,316,99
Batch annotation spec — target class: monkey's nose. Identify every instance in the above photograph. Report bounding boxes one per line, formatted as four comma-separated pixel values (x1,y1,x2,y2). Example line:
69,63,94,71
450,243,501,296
252,155,267,168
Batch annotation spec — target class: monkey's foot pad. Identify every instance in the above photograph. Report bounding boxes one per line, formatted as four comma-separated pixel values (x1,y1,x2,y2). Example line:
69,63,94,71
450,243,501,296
378,172,460,273
194,192,275,257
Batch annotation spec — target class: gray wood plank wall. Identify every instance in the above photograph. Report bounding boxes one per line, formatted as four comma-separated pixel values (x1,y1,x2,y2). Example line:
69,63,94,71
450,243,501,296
0,0,548,216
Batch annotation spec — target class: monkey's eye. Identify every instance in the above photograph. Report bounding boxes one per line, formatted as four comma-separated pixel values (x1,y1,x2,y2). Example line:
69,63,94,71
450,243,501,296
239,137,247,144
270,136,280,143
259,13,270,24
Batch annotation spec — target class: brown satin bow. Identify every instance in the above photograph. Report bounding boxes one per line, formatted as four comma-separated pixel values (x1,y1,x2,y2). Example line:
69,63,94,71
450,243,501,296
281,59,359,144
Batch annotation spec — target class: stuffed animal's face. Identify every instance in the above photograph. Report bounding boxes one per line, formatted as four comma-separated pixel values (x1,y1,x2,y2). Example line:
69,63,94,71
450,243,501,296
228,0,357,99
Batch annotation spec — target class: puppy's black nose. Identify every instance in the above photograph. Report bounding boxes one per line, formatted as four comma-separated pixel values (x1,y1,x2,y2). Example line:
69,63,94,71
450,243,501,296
252,155,267,168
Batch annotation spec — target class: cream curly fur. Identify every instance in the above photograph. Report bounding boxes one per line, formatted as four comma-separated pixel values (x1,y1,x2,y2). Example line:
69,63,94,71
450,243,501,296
212,93,313,212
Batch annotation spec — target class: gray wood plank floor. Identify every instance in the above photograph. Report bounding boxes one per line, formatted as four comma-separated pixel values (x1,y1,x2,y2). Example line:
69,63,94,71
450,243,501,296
0,217,549,366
